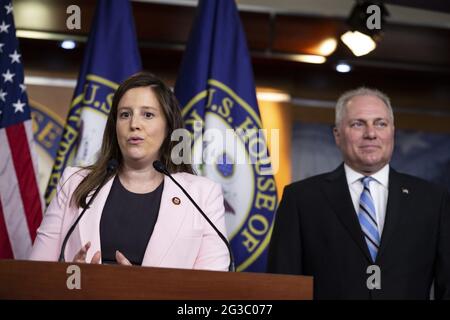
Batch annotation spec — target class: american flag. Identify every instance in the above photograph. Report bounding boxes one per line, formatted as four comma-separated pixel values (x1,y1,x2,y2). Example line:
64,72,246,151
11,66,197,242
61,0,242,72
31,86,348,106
0,1,43,259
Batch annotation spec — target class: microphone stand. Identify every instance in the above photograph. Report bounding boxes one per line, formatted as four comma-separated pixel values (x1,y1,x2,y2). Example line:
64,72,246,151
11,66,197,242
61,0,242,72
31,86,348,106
153,161,235,272
58,160,118,262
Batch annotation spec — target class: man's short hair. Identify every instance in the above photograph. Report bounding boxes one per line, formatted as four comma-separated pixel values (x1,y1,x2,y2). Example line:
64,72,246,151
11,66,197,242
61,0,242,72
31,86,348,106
335,87,394,126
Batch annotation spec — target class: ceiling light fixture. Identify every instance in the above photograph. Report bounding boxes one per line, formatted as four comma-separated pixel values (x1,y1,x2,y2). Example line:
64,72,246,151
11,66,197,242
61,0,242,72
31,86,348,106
60,40,76,50
317,38,338,56
257,90,291,103
290,54,326,64
341,31,376,56
341,1,389,57
336,62,352,73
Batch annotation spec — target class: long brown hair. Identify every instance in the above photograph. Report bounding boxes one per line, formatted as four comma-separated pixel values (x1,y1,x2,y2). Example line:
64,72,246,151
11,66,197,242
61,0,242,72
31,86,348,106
72,72,193,208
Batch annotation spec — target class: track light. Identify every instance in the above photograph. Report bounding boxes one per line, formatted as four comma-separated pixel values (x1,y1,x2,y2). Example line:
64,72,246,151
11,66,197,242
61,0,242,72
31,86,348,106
341,31,376,56
341,1,389,57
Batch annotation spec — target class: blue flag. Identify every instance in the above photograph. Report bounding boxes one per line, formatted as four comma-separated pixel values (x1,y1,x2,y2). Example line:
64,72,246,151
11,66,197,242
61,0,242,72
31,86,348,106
175,0,278,272
45,0,141,205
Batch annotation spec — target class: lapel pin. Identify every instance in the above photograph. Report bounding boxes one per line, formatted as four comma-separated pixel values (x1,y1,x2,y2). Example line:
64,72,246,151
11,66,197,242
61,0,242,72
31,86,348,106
401,187,409,194
172,197,181,205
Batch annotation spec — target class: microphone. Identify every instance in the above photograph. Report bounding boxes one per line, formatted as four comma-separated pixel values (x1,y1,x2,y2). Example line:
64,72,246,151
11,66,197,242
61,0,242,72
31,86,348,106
153,160,235,272
58,159,118,262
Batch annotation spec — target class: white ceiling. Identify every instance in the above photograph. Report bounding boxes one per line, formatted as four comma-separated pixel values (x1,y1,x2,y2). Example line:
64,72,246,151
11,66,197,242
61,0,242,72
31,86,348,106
134,0,450,29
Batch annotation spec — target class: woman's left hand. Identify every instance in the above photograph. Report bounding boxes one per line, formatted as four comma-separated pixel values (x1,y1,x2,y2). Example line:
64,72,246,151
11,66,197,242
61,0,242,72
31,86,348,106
115,250,132,266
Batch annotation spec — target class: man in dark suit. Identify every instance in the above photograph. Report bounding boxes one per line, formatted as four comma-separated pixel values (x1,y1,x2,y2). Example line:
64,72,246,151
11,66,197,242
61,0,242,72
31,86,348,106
267,87,450,299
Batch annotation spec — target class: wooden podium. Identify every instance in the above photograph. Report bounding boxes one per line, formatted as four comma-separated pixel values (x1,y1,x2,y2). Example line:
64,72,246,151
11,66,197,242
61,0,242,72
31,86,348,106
0,260,312,300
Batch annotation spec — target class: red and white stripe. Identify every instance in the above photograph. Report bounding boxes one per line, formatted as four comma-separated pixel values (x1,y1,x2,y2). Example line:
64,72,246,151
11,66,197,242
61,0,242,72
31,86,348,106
0,119,43,259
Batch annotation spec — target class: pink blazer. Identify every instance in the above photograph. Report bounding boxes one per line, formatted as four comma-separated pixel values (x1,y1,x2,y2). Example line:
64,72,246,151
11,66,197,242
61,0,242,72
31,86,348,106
29,167,229,271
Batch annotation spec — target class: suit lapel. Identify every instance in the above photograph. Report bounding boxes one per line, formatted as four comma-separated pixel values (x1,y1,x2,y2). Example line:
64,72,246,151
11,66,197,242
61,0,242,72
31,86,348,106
377,168,405,259
77,175,115,262
142,173,190,266
322,165,372,262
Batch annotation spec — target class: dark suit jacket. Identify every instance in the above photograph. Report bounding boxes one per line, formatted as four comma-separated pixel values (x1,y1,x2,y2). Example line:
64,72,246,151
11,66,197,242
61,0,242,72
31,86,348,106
267,164,450,300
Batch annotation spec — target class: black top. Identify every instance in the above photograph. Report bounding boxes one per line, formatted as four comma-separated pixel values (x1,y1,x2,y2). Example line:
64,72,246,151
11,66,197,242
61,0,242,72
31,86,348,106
100,176,163,265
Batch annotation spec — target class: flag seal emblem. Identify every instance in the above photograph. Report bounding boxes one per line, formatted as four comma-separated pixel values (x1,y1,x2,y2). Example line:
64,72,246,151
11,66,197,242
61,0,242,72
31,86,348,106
182,80,277,271
45,74,117,203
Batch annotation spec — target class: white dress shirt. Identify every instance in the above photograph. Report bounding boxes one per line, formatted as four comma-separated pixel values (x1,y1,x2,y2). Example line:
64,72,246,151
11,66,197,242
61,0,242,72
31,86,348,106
344,164,389,236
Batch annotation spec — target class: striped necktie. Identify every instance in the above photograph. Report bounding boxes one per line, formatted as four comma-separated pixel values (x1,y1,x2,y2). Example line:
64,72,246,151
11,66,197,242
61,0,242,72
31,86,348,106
358,176,380,262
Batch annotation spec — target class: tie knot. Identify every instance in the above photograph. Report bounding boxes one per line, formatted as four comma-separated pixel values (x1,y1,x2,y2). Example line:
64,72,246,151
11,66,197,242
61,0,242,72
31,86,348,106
361,176,373,187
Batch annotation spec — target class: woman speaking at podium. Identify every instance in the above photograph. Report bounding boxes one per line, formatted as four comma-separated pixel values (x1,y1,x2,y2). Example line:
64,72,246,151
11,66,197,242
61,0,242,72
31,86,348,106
29,72,230,271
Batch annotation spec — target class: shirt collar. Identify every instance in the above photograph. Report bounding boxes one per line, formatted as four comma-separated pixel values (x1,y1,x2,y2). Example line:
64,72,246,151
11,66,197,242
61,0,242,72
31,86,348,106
344,163,390,188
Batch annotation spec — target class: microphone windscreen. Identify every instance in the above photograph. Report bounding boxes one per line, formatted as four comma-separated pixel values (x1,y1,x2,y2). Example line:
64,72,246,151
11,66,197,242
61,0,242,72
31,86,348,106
107,159,119,173
153,160,166,173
